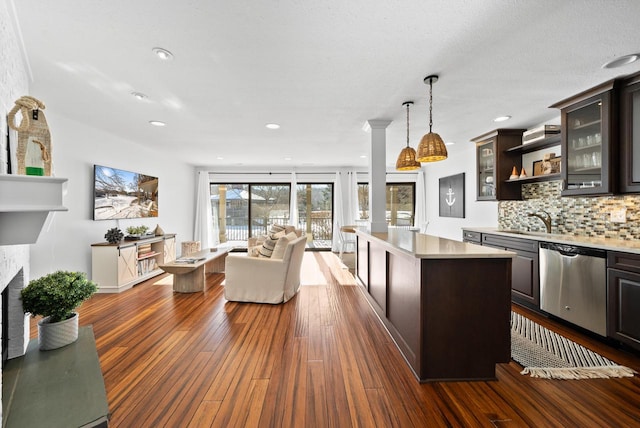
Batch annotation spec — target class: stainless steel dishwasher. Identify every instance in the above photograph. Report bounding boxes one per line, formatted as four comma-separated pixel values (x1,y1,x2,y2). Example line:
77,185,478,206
539,242,607,336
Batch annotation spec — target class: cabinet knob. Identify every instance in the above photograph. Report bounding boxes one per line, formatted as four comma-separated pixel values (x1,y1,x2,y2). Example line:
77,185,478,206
564,305,571,311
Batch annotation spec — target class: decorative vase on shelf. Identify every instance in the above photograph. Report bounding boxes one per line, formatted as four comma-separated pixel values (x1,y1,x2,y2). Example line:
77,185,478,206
519,168,527,178
510,166,519,180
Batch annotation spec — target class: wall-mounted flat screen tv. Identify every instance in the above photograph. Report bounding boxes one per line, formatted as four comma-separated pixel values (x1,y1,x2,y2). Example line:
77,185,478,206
93,165,159,220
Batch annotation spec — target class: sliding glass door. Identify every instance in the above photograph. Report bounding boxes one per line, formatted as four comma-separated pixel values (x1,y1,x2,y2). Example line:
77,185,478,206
296,183,333,248
250,184,290,237
210,183,290,242
357,183,416,227
210,182,334,248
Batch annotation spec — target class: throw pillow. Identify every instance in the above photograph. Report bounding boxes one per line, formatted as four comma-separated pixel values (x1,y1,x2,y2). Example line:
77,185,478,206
259,235,279,258
272,230,286,240
271,236,291,260
285,231,298,241
269,224,286,235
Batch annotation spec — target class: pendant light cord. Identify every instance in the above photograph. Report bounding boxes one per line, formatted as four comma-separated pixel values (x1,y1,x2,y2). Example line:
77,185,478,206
428,78,433,133
406,102,410,147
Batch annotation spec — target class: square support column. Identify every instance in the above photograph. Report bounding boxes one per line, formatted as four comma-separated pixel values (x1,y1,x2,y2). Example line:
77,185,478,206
367,120,392,233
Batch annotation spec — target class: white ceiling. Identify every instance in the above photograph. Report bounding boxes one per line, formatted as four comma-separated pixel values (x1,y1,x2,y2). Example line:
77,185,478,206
11,0,640,168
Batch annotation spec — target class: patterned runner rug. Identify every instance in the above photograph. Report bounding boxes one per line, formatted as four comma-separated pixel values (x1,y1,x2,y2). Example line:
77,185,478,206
511,312,637,380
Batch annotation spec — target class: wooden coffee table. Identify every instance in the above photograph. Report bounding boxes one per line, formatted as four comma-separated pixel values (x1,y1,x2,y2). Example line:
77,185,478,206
159,247,231,293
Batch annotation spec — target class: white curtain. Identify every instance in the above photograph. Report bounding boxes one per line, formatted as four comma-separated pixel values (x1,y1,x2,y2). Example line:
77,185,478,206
347,171,360,225
194,171,217,248
289,172,298,227
332,172,344,251
414,170,428,233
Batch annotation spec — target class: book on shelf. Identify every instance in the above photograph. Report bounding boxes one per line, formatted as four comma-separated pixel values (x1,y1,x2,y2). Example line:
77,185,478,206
138,243,152,253
137,258,157,275
137,251,157,259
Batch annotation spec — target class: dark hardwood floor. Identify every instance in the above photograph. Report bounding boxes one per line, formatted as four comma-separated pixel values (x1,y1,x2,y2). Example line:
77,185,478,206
33,252,640,427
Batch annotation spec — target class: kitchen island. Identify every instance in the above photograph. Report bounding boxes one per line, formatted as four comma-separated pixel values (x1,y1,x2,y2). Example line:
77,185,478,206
355,228,515,382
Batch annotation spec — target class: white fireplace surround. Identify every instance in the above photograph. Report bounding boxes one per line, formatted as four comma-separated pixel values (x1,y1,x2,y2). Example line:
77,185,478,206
0,246,30,359
0,174,68,358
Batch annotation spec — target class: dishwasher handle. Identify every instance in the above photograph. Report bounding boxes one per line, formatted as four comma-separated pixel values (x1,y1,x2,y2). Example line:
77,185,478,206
540,242,606,258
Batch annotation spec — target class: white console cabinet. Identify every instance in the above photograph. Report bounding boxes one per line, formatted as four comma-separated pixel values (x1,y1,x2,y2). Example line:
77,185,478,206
91,234,176,293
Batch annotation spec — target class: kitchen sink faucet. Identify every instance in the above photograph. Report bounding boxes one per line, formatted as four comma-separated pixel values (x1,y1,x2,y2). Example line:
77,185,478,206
528,210,552,233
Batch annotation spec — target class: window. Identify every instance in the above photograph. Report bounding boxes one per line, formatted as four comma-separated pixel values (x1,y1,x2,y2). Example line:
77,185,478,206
357,183,415,227
210,182,334,248
296,183,333,245
210,183,290,242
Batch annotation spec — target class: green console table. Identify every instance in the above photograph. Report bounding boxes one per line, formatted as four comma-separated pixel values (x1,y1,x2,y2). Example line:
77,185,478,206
2,326,110,427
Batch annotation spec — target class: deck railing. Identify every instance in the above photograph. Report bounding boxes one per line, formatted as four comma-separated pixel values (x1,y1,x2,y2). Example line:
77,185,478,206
219,215,333,242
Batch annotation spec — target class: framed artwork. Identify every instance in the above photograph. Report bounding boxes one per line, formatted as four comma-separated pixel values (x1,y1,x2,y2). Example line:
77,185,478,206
439,173,465,218
533,157,561,176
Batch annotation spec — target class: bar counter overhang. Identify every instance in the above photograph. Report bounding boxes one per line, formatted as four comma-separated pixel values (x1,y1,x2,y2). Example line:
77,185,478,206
355,228,516,382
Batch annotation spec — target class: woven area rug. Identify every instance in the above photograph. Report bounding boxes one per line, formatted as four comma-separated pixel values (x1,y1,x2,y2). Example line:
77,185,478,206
511,311,637,380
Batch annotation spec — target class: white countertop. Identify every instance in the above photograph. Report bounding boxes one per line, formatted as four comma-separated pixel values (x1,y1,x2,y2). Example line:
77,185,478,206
464,227,640,255
356,228,516,259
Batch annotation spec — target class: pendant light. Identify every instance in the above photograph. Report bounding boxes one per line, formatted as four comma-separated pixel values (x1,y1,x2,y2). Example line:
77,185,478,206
396,101,421,171
417,75,448,162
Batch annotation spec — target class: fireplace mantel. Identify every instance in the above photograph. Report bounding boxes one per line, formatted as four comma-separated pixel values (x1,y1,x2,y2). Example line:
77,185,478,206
0,175,68,245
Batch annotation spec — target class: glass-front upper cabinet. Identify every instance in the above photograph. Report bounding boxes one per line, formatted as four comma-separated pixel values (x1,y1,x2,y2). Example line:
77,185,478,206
472,129,524,201
477,140,495,199
620,71,640,193
552,79,618,196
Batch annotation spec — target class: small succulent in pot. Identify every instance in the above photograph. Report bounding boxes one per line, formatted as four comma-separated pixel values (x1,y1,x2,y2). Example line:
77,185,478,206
105,227,124,244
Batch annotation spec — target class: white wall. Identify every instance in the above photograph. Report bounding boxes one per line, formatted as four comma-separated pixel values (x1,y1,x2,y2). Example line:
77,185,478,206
29,111,195,280
423,143,499,241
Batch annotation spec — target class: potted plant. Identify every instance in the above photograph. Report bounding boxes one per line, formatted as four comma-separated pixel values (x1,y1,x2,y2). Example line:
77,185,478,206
126,225,149,240
20,271,97,350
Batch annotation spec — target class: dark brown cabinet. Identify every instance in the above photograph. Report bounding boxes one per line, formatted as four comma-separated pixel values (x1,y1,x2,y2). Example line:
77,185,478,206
462,230,481,244
619,71,640,193
551,79,618,196
607,251,640,352
356,230,512,381
472,129,525,201
481,233,539,309
356,237,369,289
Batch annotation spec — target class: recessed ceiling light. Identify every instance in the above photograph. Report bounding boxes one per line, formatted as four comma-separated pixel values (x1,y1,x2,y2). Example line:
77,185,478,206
493,115,512,122
149,120,166,127
131,92,147,100
266,123,280,129
445,142,455,146
216,156,224,160
152,47,174,61
284,157,292,161
602,54,639,69
360,155,367,159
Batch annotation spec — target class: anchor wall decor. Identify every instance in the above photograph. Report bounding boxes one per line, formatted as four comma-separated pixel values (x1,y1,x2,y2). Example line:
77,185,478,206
439,173,465,218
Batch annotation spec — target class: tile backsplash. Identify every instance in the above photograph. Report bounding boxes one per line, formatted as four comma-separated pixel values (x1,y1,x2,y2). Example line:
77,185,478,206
498,180,640,240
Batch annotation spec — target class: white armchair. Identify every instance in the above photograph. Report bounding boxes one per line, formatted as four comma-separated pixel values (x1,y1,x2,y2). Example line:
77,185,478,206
224,235,307,304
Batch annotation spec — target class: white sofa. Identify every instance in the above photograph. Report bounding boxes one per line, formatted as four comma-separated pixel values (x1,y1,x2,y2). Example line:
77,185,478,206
224,234,307,304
